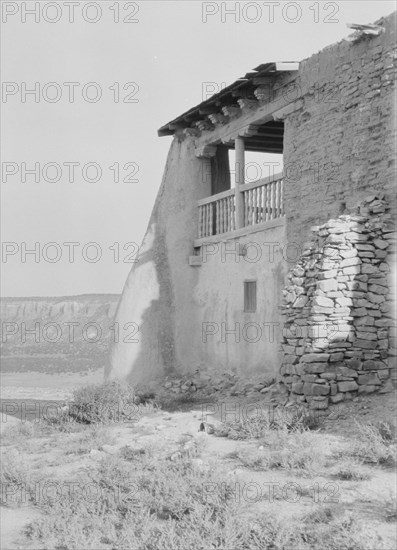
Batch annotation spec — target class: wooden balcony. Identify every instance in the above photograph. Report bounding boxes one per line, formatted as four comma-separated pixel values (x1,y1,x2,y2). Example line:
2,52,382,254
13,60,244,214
197,173,284,240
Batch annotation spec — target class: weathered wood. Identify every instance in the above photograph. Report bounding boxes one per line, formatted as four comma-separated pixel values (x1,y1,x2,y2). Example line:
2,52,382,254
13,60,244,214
235,136,245,229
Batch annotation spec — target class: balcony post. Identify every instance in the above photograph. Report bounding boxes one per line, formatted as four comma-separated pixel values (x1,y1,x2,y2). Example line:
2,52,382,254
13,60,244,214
234,136,245,229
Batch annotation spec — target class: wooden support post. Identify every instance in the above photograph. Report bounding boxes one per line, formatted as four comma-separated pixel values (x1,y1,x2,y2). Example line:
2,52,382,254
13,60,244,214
235,136,245,229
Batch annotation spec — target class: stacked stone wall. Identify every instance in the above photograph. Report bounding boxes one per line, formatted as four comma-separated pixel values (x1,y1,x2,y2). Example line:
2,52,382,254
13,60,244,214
283,14,396,250
280,195,396,410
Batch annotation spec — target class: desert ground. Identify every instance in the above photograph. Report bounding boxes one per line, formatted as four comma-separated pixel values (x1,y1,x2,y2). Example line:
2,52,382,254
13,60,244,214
1,382,396,550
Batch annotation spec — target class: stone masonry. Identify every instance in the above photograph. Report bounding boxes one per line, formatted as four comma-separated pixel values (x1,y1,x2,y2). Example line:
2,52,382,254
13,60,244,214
280,194,396,410
283,15,396,250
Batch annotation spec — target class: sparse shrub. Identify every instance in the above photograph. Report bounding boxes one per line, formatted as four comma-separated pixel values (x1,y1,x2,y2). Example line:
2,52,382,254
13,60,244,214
69,381,138,424
26,453,281,550
215,404,322,441
62,425,115,456
375,420,396,443
228,430,325,474
303,505,336,524
346,421,397,466
332,460,370,481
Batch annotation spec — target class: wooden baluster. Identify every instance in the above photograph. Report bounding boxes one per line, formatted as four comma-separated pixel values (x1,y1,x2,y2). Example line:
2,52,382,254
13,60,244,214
256,187,259,224
215,201,218,235
265,184,269,221
280,179,284,216
277,179,281,217
257,186,261,223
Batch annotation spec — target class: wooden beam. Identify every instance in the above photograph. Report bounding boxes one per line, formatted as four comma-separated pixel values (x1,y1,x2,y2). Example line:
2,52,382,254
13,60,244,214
193,72,297,154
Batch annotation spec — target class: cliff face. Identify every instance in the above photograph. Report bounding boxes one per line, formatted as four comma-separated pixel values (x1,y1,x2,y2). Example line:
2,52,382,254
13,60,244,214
1,295,119,322
1,295,120,374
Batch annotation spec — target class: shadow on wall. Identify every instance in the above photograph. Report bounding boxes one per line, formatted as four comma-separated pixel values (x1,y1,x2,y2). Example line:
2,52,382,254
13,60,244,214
107,222,177,385
280,194,396,411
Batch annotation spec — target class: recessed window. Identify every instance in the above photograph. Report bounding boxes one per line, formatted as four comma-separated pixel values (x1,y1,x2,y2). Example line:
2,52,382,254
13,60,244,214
244,280,257,312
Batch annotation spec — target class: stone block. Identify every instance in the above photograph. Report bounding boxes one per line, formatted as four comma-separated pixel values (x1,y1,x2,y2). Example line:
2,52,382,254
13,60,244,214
341,257,361,268
343,265,361,276
312,383,330,396
361,264,380,275
362,385,378,394
317,279,338,292
373,238,389,249
301,353,330,363
354,339,378,349
292,295,309,308
320,372,337,380
362,359,385,370
302,374,319,382
292,381,304,394
329,352,344,362
304,363,328,374
357,373,381,385
368,284,389,295
330,393,344,403
338,381,359,392
377,369,390,379
312,296,334,308
336,366,358,378
367,293,385,304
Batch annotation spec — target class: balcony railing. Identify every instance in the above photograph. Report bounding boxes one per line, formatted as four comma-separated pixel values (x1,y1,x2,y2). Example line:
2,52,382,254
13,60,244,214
243,175,284,226
197,174,284,239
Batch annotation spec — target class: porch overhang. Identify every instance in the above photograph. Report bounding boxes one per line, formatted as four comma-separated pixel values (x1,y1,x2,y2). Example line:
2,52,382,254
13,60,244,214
158,61,299,141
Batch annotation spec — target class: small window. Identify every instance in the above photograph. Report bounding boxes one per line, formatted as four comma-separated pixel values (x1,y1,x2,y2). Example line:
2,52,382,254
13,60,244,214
244,280,257,312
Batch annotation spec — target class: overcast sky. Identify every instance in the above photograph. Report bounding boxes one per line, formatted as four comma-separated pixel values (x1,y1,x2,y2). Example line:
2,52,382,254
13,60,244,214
1,0,395,297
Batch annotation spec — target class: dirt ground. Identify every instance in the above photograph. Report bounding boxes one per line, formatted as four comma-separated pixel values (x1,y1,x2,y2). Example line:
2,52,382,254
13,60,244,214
1,390,396,550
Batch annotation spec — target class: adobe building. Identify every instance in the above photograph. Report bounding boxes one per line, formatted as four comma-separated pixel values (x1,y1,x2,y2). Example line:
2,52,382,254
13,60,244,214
108,14,396,408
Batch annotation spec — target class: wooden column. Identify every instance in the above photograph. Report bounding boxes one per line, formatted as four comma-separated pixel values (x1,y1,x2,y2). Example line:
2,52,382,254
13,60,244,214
234,136,245,229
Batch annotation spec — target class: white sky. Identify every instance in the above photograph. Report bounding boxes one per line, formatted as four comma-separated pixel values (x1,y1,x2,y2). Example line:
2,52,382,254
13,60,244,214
1,0,395,297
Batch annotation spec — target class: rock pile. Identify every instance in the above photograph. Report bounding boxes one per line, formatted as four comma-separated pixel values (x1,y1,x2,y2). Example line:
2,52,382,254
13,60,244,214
280,195,396,410
137,371,279,401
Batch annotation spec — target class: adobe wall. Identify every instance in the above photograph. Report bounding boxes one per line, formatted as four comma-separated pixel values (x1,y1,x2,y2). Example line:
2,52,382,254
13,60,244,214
108,136,210,385
193,222,287,378
283,13,396,250
108,135,289,388
280,194,396,410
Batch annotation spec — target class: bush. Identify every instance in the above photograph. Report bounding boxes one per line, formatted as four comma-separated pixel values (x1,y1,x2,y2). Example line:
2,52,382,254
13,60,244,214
69,381,138,424
348,421,397,466
217,404,322,440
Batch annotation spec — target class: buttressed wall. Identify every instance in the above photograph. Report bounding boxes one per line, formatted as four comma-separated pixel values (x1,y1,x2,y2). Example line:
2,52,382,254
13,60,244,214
108,137,210,385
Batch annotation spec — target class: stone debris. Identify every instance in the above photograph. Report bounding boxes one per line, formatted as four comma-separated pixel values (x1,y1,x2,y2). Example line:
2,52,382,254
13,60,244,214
280,196,396,410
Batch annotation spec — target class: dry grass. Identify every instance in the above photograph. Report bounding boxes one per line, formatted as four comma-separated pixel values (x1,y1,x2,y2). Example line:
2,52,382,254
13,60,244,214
2,388,396,550
342,420,397,467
